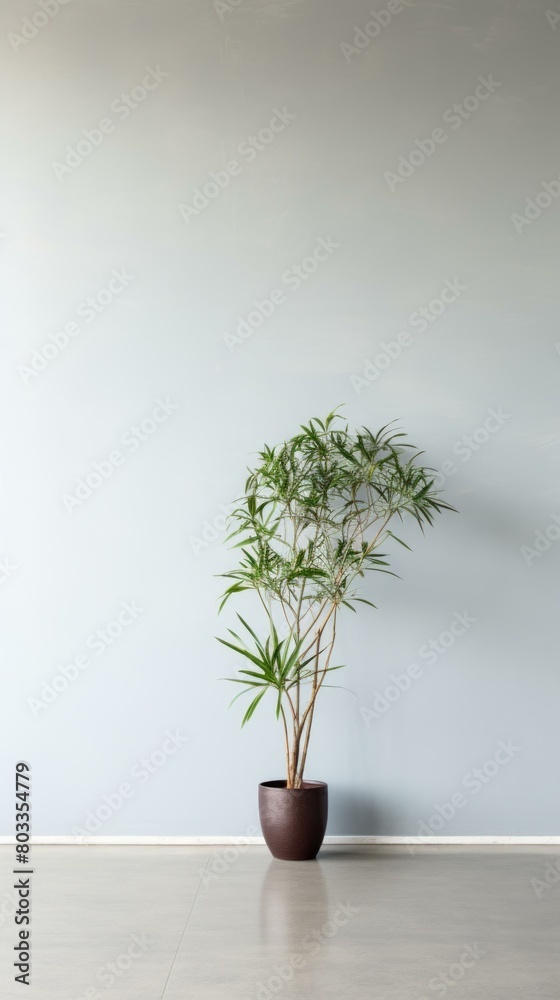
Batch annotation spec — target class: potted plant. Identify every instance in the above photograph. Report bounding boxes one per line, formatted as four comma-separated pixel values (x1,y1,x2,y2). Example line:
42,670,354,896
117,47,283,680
218,411,453,860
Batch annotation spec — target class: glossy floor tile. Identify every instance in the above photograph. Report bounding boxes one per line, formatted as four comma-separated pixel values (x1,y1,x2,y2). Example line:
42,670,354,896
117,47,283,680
0,846,558,999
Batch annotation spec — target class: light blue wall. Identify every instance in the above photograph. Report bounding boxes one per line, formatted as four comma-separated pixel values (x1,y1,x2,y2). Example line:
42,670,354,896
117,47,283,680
1,0,558,836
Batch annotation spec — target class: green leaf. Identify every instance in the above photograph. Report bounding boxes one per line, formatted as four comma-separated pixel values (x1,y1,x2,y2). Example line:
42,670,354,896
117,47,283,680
387,531,412,552
217,584,249,613
216,637,268,670
227,685,263,709
229,535,259,549
241,689,268,726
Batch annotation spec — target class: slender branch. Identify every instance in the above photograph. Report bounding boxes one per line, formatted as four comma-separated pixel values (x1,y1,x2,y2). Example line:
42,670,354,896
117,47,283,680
299,613,336,736
279,704,290,780
296,610,337,786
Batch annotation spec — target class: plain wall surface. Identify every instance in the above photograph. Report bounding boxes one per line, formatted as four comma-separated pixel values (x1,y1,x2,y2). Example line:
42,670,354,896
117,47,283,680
1,0,558,837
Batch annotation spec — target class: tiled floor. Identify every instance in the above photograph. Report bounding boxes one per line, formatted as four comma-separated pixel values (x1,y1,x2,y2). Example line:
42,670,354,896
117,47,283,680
0,845,557,998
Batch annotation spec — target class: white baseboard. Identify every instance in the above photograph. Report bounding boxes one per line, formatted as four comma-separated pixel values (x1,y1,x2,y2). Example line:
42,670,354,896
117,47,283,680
1,835,559,846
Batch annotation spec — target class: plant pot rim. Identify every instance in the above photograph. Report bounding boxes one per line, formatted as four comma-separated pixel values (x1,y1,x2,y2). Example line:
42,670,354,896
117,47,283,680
259,779,327,791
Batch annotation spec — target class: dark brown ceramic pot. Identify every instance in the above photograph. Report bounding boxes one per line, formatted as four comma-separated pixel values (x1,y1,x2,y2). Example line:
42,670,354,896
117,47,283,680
258,780,328,861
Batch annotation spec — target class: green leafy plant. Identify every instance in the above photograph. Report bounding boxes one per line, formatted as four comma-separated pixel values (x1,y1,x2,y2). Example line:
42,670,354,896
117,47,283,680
218,410,454,789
